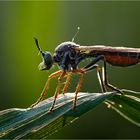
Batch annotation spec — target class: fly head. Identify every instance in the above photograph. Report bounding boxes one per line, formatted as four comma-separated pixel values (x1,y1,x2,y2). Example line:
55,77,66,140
34,37,53,70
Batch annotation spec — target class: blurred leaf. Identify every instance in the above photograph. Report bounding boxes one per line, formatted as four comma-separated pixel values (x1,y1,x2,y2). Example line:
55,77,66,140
106,90,140,127
0,92,114,139
122,89,140,98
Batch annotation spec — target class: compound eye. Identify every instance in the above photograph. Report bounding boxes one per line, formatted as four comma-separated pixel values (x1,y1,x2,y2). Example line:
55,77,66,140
39,51,53,70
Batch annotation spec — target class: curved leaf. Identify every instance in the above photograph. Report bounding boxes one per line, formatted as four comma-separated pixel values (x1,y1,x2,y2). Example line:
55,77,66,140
106,91,140,126
0,92,115,139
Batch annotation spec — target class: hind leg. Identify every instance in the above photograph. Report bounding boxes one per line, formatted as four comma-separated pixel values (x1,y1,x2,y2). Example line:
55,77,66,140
103,61,123,94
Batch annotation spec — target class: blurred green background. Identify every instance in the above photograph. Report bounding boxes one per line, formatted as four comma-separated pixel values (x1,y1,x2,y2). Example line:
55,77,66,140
0,1,140,139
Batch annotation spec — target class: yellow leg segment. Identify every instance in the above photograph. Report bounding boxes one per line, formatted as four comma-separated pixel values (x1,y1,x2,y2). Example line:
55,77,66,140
73,71,84,110
31,70,63,108
62,72,72,95
96,66,107,92
49,70,66,112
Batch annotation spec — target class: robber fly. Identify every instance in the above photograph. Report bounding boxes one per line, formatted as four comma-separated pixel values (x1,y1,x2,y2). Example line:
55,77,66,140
31,27,140,111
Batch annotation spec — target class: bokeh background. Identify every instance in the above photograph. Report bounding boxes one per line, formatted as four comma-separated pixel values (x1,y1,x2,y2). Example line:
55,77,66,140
0,1,140,139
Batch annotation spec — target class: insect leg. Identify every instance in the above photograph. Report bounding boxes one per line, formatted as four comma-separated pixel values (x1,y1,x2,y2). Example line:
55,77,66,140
103,61,123,94
84,55,104,69
31,70,63,108
84,64,106,92
73,71,84,110
49,70,66,112
83,55,106,92
62,72,72,95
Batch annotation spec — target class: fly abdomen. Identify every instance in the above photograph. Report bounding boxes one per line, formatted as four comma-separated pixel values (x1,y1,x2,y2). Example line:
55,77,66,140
104,52,140,66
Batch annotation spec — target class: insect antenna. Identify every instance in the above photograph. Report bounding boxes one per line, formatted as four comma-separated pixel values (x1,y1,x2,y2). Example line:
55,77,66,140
34,37,43,55
72,26,80,42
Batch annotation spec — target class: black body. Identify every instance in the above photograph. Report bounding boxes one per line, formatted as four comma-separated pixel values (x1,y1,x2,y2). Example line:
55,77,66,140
34,38,140,71
53,41,85,71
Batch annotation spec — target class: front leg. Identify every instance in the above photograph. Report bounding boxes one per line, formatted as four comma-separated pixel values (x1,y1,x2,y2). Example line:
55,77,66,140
49,70,66,112
31,70,63,108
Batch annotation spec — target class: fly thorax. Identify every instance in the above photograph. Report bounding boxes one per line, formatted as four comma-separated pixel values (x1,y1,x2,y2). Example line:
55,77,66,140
53,41,79,70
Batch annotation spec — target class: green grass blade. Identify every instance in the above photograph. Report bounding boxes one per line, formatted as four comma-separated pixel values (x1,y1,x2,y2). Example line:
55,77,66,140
106,92,140,127
122,89,140,98
0,92,114,139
